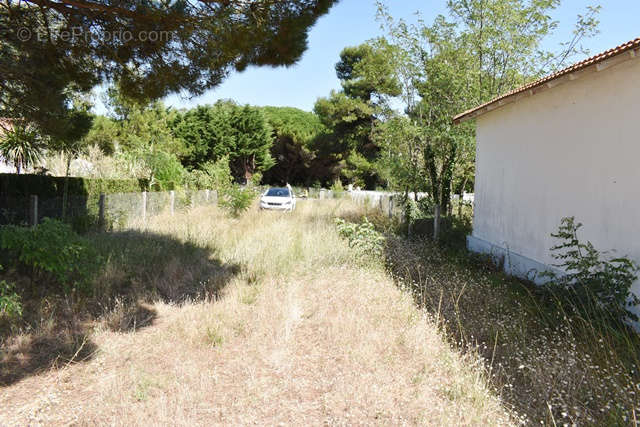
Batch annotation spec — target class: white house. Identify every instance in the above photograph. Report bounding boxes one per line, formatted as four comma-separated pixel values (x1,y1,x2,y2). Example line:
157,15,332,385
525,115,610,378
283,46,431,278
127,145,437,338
454,37,640,314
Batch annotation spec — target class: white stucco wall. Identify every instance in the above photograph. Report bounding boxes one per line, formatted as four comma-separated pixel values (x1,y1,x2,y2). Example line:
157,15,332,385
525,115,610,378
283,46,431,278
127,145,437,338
472,56,640,308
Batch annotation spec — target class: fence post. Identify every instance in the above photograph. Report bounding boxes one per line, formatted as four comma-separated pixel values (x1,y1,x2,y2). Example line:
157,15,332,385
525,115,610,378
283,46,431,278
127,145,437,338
433,204,441,241
98,193,105,229
29,195,38,227
142,191,147,223
170,190,175,215
388,196,394,219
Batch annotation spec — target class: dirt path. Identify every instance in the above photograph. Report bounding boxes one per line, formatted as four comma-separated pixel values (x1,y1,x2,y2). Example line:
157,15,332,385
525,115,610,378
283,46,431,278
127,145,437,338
0,205,512,425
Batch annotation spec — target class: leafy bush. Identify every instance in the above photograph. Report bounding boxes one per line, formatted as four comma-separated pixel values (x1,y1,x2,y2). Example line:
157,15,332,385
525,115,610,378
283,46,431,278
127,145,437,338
335,217,385,258
0,266,22,322
0,173,146,198
0,219,102,294
542,217,640,323
185,156,234,191
146,151,185,191
330,179,344,197
219,186,255,218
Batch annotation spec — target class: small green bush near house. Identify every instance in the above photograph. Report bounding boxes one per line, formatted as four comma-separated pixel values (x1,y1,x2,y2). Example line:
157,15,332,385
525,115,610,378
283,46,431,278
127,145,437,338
335,217,385,258
542,216,640,323
0,219,102,295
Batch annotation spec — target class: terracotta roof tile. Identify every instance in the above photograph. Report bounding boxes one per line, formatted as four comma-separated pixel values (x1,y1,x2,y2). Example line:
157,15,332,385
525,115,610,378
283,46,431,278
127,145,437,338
453,37,640,123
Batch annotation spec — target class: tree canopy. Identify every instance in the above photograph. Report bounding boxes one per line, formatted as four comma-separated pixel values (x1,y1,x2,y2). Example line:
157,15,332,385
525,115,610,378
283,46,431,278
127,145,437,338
260,106,327,186
314,41,400,188
171,102,274,183
0,0,339,138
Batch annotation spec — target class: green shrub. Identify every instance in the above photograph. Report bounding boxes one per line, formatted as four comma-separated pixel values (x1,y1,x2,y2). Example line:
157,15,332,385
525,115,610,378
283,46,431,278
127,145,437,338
219,186,254,218
542,217,640,323
0,173,146,198
0,219,102,294
185,157,234,191
0,266,22,322
146,151,185,191
330,179,344,198
335,217,385,258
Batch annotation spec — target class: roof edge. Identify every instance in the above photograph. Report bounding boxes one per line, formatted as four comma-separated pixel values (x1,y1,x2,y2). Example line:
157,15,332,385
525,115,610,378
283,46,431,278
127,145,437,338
453,37,640,124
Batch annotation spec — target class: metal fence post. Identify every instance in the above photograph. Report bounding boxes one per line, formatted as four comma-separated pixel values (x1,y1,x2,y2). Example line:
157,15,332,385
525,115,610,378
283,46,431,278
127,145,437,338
98,193,105,229
170,190,175,215
142,191,147,222
388,195,393,219
29,195,38,227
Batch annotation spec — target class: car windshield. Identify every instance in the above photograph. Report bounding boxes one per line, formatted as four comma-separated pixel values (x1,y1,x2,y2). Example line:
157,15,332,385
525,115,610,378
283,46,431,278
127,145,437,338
265,188,290,197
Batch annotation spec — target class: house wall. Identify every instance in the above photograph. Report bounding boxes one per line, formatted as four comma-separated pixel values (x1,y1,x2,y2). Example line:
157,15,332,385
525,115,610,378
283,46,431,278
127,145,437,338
470,56,640,313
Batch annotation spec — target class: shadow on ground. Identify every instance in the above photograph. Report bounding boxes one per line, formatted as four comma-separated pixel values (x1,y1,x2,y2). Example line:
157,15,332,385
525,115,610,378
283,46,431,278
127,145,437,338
0,229,239,387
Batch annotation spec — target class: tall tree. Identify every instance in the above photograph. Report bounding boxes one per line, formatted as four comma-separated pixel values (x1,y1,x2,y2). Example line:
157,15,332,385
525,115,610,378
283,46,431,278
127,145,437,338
171,102,274,183
314,41,400,188
376,0,600,238
0,0,339,139
260,106,327,186
228,105,275,183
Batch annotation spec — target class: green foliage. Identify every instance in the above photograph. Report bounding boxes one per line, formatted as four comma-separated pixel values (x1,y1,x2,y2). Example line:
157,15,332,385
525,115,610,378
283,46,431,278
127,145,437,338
0,121,45,174
373,116,426,194
115,100,185,156
1,0,338,140
0,266,22,322
82,115,118,155
260,106,328,186
0,219,102,294
542,217,640,323
145,150,185,191
335,217,385,258
330,179,344,194
171,102,275,183
0,173,146,199
374,0,601,213
314,41,400,189
185,156,233,191
219,186,255,218
49,107,94,160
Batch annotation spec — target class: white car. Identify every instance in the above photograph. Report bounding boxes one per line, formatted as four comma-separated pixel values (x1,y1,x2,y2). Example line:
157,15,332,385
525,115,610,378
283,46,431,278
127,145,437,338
259,187,296,211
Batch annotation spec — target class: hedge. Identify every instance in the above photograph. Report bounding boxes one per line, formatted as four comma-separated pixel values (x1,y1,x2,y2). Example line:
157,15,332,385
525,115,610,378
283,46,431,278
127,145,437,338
0,174,148,198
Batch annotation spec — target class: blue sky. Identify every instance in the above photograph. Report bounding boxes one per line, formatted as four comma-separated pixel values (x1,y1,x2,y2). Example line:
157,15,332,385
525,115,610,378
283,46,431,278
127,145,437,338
99,0,640,114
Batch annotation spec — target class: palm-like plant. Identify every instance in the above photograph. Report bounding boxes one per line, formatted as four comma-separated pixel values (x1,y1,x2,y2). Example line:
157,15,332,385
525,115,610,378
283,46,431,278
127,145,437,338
0,122,44,174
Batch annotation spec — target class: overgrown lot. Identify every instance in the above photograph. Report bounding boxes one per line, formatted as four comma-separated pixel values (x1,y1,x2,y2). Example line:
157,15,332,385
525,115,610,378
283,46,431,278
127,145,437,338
0,200,511,425
343,205,640,425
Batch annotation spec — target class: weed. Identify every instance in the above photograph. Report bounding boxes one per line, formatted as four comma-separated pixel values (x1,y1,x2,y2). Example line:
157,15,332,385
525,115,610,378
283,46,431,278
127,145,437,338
205,326,224,347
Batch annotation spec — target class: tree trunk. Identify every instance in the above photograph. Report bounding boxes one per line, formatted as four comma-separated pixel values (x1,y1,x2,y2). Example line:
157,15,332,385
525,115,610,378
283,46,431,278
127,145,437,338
458,175,469,218
433,204,441,241
62,155,71,219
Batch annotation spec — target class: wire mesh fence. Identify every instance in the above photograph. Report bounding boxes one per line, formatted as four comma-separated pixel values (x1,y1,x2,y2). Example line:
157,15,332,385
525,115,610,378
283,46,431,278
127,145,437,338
0,190,219,229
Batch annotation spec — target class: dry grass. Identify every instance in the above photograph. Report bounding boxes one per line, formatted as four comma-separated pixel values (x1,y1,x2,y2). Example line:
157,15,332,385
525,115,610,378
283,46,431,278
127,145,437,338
0,200,512,425
385,235,640,425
